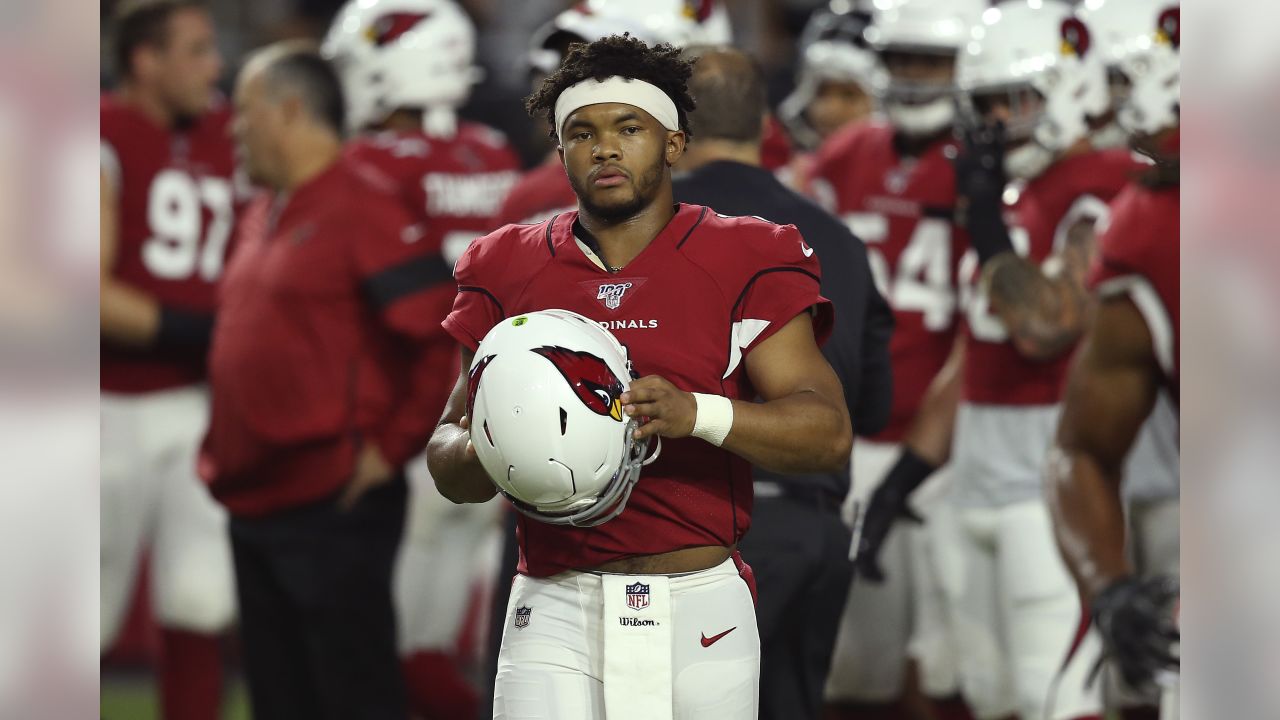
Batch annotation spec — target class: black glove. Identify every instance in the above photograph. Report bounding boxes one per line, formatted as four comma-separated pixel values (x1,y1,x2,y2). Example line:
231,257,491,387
852,449,936,583
953,121,1015,265
1091,574,1180,690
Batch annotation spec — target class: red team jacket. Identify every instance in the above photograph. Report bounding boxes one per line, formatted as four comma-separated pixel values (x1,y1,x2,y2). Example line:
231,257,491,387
200,160,456,516
494,153,578,226
343,122,520,264
100,93,237,393
807,121,968,442
960,148,1140,406
1089,181,1180,403
444,204,833,577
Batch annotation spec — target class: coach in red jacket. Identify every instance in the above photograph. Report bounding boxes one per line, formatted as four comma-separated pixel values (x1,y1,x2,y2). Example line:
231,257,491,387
199,43,454,719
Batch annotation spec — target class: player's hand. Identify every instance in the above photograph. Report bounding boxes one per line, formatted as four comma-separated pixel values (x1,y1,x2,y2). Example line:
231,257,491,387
852,482,923,583
621,376,697,441
953,120,1008,204
952,120,1015,265
338,443,395,511
1091,574,1180,690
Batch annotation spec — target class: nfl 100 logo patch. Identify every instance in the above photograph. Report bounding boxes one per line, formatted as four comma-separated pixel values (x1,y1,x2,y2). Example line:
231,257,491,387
514,606,532,630
625,582,650,611
597,282,633,310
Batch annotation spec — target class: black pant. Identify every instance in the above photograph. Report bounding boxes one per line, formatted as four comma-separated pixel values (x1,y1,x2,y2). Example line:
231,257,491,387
228,476,409,720
739,488,855,720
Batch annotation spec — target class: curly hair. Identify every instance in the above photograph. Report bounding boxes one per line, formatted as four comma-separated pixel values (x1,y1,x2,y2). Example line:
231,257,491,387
525,34,697,139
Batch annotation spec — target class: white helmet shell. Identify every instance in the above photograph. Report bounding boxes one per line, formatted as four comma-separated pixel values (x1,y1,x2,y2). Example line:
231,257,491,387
866,0,986,137
466,310,658,527
1111,3,1180,137
527,0,732,77
322,0,482,134
958,0,1106,178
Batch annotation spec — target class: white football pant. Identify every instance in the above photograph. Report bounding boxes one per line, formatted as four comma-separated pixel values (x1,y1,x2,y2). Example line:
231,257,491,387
825,440,962,703
394,454,504,653
493,557,760,720
100,386,236,650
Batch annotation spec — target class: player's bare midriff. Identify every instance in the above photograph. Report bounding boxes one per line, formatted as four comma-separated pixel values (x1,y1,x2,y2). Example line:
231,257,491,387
586,544,732,575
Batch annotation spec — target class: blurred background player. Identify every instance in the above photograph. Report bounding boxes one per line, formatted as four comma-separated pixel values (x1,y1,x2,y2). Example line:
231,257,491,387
495,0,731,226
201,42,454,719
776,0,877,187
322,2,519,716
100,2,238,718
803,1,984,718
858,2,1141,718
672,45,894,720
1048,3,1181,720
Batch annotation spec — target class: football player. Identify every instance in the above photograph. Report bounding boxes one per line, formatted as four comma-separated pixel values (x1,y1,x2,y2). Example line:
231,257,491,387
428,35,852,719
100,2,237,718
1048,4,1181,720
778,1,878,154
496,0,731,226
803,1,985,718
321,4,520,715
855,2,1144,718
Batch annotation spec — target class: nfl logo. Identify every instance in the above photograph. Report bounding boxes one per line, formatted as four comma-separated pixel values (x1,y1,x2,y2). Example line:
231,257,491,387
597,282,633,310
514,606,532,630
625,582,650,611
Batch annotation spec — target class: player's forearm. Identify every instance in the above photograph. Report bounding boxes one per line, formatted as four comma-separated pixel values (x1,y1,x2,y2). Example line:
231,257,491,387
426,423,498,504
990,257,1088,361
100,279,161,347
1046,446,1131,601
721,391,852,474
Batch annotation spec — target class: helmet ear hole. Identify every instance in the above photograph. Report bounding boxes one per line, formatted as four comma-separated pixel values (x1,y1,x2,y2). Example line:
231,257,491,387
559,407,568,435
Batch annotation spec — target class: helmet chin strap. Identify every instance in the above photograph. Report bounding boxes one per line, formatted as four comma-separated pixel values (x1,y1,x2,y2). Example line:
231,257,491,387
1005,141,1055,180
886,97,956,138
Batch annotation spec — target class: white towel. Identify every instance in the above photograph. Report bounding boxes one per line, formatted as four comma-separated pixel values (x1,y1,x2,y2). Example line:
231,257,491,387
601,573,674,720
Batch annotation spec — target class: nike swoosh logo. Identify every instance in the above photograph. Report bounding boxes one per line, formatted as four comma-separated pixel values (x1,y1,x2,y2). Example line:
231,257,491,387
800,241,814,258
700,627,737,647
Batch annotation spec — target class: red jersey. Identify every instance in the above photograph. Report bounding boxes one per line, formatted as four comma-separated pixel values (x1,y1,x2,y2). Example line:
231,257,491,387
444,204,832,577
960,149,1140,405
1090,182,1180,401
344,122,520,264
200,160,456,516
807,122,967,441
494,154,578,226
100,93,238,393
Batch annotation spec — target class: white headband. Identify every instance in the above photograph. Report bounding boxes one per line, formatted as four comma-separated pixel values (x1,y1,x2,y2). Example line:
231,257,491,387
554,76,681,140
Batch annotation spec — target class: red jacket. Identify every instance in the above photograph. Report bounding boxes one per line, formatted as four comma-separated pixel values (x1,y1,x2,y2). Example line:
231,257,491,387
200,159,456,516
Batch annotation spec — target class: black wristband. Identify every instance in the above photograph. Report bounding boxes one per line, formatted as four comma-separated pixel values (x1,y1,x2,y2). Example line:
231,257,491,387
156,306,215,352
880,447,939,499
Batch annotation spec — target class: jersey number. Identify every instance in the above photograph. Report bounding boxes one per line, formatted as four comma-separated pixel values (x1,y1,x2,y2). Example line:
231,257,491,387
844,213,955,331
142,169,233,281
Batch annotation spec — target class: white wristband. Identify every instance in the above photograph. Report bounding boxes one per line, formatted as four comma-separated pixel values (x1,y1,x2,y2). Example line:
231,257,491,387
690,393,734,447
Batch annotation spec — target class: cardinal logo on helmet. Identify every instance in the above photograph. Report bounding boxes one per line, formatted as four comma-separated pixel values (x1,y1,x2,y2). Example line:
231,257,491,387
532,346,626,422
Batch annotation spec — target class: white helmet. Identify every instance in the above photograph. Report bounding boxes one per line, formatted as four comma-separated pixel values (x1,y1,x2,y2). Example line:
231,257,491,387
779,0,880,149
1112,3,1180,138
1070,0,1171,149
865,0,986,137
528,0,732,77
322,0,482,136
466,310,660,527
957,0,1099,179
